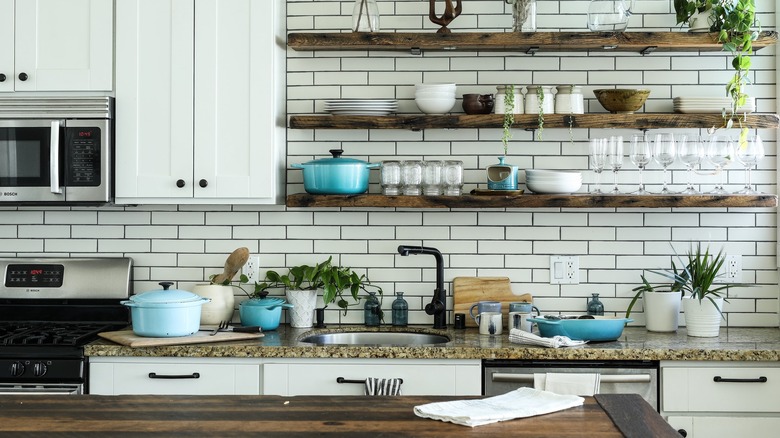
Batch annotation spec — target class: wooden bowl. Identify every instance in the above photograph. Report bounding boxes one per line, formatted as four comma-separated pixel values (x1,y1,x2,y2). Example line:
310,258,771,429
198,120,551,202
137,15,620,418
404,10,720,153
593,89,650,114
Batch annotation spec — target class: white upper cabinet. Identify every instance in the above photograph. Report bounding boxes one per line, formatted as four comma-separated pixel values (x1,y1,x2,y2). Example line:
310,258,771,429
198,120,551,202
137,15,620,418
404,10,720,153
1,0,112,92
114,0,285,204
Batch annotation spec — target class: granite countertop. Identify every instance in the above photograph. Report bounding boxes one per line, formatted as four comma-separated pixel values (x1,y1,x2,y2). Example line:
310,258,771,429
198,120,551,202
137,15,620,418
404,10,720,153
85,325,780,362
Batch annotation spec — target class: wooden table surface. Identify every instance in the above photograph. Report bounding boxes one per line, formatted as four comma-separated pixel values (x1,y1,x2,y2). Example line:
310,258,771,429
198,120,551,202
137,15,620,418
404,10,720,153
0,393,678,437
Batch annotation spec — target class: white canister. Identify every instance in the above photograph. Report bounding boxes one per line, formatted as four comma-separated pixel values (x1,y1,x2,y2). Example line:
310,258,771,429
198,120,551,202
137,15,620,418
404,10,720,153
494,85,524,115
525,86,554,114
554,85,585,114
191,284,235,325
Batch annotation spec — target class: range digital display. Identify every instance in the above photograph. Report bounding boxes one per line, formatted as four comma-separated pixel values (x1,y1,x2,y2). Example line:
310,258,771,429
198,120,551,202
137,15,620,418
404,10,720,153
4,264,65,288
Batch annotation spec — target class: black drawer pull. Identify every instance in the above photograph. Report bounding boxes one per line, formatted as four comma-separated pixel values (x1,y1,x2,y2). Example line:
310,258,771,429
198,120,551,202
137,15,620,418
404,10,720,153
148,372,201,380
336,377,403,385
713,376,767,383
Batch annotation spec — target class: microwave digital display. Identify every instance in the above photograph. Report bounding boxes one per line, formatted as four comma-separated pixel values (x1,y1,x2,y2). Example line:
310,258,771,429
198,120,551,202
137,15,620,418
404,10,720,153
65,127,101,187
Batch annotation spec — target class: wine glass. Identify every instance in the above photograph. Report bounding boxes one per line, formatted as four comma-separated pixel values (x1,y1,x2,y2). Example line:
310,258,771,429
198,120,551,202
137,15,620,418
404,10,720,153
589,138,607,194
653,133,677,194
607,136,623,194
678,135,704,194
629,134,651,194
706,134,734,194
734,134,764,194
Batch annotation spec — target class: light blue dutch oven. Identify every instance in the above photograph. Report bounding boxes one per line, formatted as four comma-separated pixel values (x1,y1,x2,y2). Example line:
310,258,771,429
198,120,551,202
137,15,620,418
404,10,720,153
291,149,380,194
121,281,210,338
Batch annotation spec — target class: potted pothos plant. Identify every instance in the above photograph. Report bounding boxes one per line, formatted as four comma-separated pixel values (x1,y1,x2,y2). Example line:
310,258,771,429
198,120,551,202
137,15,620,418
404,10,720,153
674,0,760,136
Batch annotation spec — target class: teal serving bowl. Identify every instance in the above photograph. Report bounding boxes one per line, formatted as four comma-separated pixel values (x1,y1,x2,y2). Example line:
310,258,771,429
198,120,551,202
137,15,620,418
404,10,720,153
528,316,632,342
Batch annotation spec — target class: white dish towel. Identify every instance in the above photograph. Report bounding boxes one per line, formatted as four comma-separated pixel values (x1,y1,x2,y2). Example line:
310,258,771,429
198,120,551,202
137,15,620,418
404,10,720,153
508,328,588,348
364,377,402,396
534,372,601,396
413,387,584,427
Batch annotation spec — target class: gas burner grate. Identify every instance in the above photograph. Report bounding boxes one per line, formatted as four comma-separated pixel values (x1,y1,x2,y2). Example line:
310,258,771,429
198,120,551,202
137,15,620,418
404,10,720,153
0,322,118,347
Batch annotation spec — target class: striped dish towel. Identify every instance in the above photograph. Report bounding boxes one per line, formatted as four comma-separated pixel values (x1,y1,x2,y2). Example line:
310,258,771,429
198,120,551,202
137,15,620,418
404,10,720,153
364,378,403,396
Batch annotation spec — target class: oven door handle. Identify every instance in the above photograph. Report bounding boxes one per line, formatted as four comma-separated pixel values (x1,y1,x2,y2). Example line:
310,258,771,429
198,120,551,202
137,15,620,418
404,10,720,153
49,120,63,194
491,373,652,384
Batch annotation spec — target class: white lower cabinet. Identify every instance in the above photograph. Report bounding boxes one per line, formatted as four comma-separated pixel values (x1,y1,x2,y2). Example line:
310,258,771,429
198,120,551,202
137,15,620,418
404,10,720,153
263,358,482,396
89,357,262,395
661,361,780,438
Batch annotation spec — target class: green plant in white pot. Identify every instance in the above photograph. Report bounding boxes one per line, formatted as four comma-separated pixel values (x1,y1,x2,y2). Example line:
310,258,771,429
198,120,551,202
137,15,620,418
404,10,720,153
626,273,684,333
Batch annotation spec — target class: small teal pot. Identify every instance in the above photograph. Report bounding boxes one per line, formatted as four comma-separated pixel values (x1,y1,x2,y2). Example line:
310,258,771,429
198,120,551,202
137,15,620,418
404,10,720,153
486,157,518,190
239,297,293,331
291,149,380,194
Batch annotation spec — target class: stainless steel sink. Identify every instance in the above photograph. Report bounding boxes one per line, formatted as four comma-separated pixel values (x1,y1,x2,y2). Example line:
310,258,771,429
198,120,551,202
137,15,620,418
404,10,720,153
300,331,450,346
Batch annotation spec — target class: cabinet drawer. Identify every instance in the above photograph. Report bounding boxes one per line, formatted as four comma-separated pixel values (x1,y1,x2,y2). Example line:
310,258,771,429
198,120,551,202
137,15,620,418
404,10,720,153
667,416,780,438
90,361,260,395
663,366,780,412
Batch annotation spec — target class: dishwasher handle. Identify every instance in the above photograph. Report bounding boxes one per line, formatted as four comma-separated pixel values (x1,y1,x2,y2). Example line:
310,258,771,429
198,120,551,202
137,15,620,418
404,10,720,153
491,372,652,384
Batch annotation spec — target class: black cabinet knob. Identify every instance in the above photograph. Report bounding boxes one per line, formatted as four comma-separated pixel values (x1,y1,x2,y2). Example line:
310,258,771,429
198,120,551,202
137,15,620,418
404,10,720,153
0,73,5,82
18,72,28,81
176,179,185,188
677,429,687,437
199,179,208,188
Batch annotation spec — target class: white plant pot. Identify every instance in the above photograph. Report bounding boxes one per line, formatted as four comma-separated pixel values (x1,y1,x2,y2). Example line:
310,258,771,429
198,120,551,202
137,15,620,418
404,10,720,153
286,289,318,328
192,284,235,325
683,296,724,337
687,10,711,32
643,291,682,332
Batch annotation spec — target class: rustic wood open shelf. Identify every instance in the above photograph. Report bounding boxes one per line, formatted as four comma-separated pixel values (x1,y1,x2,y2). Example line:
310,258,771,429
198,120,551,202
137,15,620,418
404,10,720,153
288,31,778,54
287,193,778,209
289,113,780,130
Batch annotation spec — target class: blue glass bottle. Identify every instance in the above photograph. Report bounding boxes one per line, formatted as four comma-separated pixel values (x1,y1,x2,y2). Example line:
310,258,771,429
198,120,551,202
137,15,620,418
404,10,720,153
587,293,604,316
391,292,408,326
364,291,381,326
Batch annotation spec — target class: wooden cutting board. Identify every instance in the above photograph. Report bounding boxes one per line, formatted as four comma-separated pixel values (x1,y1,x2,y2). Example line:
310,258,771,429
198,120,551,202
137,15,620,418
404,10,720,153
452,277,532,328
98,330,263,347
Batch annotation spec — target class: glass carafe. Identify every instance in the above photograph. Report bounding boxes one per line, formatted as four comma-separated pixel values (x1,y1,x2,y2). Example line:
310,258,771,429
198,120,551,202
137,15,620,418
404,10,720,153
587,0,635,32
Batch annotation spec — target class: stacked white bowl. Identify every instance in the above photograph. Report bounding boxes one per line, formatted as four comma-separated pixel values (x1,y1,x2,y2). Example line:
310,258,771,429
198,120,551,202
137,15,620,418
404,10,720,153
525,169,583,194
415,83,456,114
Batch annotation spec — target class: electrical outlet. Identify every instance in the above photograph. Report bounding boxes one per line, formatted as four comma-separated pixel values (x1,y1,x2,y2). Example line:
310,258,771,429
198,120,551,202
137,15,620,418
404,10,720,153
243,255,262,284
722,255,742,283
550,256,579,284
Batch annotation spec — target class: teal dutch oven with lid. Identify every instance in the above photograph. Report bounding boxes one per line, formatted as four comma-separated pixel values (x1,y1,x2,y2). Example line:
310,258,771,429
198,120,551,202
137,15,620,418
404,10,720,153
291,149,380,194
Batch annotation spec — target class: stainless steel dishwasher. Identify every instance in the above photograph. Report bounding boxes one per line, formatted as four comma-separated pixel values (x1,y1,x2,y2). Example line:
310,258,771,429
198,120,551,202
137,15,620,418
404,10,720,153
483,359,659,411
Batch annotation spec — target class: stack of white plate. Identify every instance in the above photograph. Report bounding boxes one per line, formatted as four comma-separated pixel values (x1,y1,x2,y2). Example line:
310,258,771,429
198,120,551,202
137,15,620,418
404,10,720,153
525,169,582,194
324,99,399,116
673,97,755,114
415,83,457,114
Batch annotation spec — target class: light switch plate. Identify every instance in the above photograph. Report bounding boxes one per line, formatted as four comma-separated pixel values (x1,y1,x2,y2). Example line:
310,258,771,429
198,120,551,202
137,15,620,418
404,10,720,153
550,256,579,284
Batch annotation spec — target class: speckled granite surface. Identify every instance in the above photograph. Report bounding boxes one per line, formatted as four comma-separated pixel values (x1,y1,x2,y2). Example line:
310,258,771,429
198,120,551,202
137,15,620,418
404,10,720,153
84,325,780,362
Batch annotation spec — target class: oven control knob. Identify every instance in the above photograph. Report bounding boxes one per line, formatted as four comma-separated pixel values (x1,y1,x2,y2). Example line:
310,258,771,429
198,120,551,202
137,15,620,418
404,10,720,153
33,362,48,377
9,361,25,377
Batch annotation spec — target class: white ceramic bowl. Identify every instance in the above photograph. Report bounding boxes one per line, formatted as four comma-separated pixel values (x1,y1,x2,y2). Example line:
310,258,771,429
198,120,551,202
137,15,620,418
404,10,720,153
415,90,456,99
415,97,456,114
526,179,582,194
415,83,457,94
525,169,582,178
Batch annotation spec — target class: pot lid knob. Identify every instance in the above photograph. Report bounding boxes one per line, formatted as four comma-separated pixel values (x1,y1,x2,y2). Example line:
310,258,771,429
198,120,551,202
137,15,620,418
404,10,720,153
329,149,344,158
159,281,174,290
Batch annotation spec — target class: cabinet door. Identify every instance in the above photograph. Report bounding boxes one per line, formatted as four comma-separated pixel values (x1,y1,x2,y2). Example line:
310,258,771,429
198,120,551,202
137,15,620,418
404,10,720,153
115,0,195,199
0,0,13,93
667,416,780,438
14,0,112,91
193,0,282,201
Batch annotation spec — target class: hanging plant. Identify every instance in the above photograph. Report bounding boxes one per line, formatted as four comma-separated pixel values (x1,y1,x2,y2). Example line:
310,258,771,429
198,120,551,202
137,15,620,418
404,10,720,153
501,84,515,156
536,86,544,141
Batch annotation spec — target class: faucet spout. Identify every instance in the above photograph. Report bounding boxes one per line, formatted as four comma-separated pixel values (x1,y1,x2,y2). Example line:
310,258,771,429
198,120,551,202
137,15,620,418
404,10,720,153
397,245,447,329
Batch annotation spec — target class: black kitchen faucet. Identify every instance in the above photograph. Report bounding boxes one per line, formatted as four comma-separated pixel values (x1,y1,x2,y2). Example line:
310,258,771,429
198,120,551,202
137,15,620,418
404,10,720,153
397,245,446,329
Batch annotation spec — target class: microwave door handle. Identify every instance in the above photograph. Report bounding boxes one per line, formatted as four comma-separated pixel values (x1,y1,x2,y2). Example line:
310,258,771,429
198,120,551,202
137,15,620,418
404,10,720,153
50,120,62,194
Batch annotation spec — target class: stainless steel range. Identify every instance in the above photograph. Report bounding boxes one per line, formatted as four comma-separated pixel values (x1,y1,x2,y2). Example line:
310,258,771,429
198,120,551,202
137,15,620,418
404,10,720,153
0,257,131,394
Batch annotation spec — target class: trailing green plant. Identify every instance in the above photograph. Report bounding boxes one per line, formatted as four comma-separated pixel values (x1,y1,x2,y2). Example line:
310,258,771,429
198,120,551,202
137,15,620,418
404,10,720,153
536,86,544,141
501,84,515,156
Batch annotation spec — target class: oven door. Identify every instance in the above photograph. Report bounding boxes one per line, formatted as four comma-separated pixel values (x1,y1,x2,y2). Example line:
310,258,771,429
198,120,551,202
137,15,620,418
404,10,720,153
0,119,66,203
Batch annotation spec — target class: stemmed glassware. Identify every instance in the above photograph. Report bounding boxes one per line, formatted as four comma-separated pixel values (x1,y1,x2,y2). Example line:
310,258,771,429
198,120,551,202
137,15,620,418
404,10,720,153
629,134,651,194
653,133,677,194
678,135,705,194
734,134,764,194
589,138,607,194
607,136,623,194
707,134,734,194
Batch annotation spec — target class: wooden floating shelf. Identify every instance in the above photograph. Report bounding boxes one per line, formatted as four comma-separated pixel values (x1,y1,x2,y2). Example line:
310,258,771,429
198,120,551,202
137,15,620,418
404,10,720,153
287,193,778,209
288,31,778,54
289,113,780,130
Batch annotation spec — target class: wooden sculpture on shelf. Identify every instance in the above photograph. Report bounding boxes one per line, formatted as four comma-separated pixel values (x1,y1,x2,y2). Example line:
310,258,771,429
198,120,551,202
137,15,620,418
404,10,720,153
428,0,462,34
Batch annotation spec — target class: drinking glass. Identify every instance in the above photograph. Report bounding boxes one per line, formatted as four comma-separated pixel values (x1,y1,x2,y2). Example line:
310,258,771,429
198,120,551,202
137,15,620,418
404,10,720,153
380,160,401,195
589,138,607,194
706,135,734,194
653,133,677,194
442,160,464,196
734,134,764,194
422,160,444,196
607,136,623,194
629,134,651,194
401,160,423,196
678,135,704,194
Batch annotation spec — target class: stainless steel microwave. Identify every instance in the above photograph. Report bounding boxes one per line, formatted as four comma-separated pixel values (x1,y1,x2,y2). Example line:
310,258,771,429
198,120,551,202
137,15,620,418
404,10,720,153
0,97,113,204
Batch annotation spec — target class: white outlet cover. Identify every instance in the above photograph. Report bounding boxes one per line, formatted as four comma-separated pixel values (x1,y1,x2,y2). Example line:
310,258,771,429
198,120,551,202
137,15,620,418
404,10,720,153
243,255,262,284
550,255,579,284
